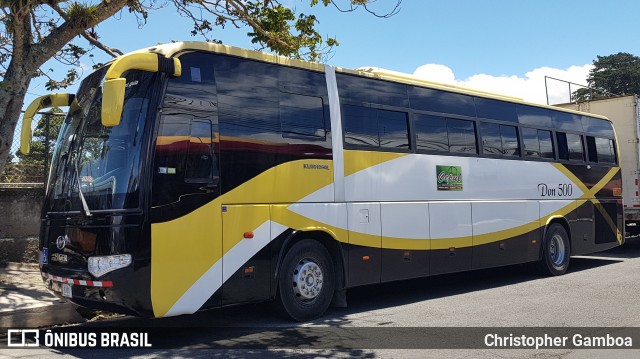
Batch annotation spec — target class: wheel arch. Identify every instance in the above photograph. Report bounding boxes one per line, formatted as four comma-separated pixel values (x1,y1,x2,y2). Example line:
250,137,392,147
272,229,346,298
542,216,572,258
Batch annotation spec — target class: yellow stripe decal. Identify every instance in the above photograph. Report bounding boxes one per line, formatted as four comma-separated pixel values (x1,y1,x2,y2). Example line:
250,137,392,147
151,159,333,317
152,154,621,316
343,150,408,177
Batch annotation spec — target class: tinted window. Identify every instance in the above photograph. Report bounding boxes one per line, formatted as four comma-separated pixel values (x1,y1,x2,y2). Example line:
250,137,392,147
343,105,378,148
336,73,409,107
596,137,616,163
552,111,584,132
538,130,555,159
280,93,325,140
566,133,584,161
480,123,502,155
448,119,477,154
153,113,219,206
480,123,519,156
409,87,476,117
216,58,280,144
343,104,409,150
582,117,615,137
414,114,448,152
500,125,519,156
557,132,569,160
522,128,540,157
475,97,518,122
214,56,331,194
155,114,190,184
279,67,329,97
588,136,616,163
185,119,217,182
378,109,409,150
517,105,553,128
168,52,217,105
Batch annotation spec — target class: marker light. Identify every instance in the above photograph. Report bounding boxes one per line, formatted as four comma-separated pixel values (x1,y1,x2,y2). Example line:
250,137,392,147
88,254,132,278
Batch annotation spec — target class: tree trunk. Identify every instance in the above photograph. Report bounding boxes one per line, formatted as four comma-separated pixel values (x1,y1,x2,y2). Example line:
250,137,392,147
0,58,33,179
0,0,132,177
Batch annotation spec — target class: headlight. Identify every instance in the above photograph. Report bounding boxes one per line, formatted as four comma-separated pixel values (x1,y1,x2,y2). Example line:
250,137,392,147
88,254,132,277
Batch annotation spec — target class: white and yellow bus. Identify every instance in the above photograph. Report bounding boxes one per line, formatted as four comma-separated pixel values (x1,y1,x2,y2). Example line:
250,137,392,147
22,42,623,321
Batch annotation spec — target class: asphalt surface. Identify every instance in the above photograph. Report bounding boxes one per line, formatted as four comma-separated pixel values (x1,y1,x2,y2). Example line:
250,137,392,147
2,238,640,358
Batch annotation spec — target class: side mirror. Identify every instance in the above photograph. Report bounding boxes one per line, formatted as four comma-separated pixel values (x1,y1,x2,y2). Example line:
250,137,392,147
20,93,76,154
101,52,181,127
101,78,126,127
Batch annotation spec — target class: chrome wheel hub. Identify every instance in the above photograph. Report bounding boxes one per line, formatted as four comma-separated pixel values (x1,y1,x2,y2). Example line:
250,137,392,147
549,234,566,266
292,259,323,301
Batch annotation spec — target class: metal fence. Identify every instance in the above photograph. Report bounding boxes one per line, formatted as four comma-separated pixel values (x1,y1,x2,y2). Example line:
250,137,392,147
1,112,59,185
544,76,619,106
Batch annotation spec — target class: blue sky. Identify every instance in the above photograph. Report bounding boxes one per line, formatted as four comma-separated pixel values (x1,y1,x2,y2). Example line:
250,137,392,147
25,0,640,111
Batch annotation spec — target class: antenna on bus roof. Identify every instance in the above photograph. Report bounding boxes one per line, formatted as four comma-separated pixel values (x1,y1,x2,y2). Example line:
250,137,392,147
355,66,523,102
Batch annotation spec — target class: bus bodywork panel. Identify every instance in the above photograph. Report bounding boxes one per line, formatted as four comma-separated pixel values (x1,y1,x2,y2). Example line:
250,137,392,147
150,159,334,317
37,43,623,319
148,154,622,317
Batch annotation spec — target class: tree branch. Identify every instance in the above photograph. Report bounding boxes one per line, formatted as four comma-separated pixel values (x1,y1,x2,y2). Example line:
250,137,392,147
30,0,130,66
225,0,295,51
81,30,123,57
330,0,401,18
49,2,123,58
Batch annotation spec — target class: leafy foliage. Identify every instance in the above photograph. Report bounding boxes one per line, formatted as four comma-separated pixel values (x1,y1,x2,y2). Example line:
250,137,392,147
2,109,64,183
572,52,640,101
0,0,401,177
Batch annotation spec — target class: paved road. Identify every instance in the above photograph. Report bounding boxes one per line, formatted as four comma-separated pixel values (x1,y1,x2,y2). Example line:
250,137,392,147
3,239,640,358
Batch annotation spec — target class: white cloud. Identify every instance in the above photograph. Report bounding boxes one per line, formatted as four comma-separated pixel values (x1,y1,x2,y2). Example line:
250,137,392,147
412,63,593,105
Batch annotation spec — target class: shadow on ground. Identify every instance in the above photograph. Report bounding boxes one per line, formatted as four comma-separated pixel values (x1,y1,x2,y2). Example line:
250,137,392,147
49,243,634,358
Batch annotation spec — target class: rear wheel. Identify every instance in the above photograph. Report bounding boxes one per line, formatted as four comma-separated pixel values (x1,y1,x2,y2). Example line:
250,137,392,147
276,239,335,322
536,223,571,276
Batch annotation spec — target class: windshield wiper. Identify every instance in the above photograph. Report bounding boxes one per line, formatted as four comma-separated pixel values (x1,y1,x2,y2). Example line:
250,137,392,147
74,159,93,218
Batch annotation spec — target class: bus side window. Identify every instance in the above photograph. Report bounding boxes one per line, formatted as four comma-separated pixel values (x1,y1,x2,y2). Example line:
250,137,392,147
185,119,219,184
378,109,410,150
567,133,585,162
597,137,616,164
280,93,326,140
557,132,569,160
153,114,219,207
522,127,541,157
557,132,584,162
480,122,519,157
480,122,502,155
538,130,555,159
447,118,477,154
500,125,519,156
342,104,409,151
414,114,448,152
587,136,617,164
343,105,379,148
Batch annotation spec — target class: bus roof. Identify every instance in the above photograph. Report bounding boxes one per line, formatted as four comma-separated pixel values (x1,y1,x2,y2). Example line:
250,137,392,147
132,41,609,121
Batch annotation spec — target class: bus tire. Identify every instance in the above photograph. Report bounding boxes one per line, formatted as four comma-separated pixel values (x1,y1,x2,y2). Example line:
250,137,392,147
276,239,335,322
536,223,571,276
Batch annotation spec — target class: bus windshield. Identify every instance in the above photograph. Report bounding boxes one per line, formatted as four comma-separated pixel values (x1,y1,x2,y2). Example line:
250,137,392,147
46,69,157,213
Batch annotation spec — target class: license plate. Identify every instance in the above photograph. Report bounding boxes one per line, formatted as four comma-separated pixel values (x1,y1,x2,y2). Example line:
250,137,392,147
62,283,72,298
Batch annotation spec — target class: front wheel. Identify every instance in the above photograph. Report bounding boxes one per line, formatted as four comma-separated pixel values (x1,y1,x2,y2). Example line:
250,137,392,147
276,239,335,322
536,223,571,276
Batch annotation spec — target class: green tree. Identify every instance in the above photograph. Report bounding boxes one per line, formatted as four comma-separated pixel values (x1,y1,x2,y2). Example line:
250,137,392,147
0,0,401,176
14,109,65,182
572,52,640,101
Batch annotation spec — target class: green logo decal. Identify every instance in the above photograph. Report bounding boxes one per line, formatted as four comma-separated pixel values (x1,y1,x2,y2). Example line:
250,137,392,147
436,165,463,191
